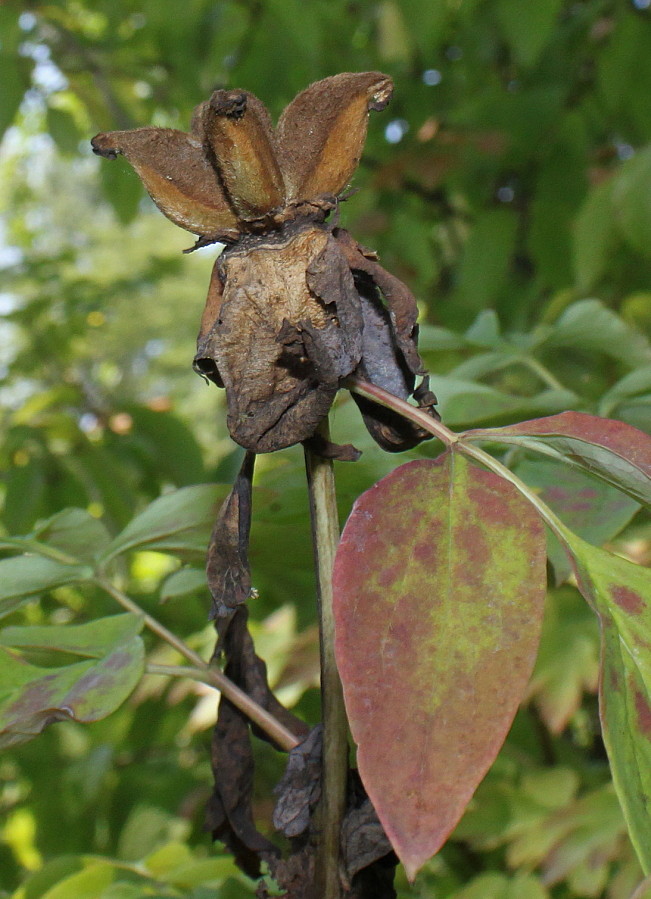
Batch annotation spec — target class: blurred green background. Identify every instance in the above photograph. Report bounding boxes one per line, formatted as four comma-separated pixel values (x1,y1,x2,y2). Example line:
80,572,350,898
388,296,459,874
2,0,651,896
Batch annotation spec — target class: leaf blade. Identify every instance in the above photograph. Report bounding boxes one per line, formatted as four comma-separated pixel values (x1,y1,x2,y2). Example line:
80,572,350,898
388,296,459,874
333,453,547,877
564,534,651,873
464,411,651,506
0,615,146,748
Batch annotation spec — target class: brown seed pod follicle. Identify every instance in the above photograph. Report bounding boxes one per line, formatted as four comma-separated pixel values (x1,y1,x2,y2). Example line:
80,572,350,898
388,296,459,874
203,91,285,221
276,72,393,202
91,129,240,241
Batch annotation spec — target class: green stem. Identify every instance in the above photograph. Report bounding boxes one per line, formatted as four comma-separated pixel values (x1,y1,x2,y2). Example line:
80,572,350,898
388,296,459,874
343,376,458,446
96,577,300,752
304,418,349,899
345,376,569,544
519,355,566,392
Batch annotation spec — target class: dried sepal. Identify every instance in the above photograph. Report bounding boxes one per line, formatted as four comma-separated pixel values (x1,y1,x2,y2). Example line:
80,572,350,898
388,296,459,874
276,72,393,201
333,227,423,376
197,258,225,361
203,90,285,219
91,128,240,240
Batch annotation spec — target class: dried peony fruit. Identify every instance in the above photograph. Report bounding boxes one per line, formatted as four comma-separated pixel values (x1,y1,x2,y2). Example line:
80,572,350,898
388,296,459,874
92,72,437,454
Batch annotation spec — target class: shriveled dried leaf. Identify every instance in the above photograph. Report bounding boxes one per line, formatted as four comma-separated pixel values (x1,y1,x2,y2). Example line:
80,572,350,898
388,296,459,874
343,782,394,881
208,608,308,876
273,726,323,838
91,128,239,240
276,72,393,201
334,228,423,376
206,451,255,632
203,90,285,219
207,695,278,877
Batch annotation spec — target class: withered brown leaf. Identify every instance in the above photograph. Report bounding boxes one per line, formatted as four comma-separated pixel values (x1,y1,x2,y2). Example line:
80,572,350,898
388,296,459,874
93,73,438,454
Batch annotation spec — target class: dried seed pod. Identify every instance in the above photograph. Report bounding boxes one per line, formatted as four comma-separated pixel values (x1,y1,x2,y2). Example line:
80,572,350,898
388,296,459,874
276,72,393,201
91,128,240,241
195,224,364,453
203,90,285,219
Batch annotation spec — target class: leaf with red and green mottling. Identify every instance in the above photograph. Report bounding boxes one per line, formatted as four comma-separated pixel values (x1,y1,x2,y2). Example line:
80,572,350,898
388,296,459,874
332,452,547,879
563,530,651,873
464,411,651,506
512,456,639,585
0,614,145,748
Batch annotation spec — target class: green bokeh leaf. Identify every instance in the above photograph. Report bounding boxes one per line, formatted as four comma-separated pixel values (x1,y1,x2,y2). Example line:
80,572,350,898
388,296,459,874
496,0,563,67
159,567,206,602
333,452,547,878
613,147,651,259
0,556,92,619
0,612,143,658
0,615,145,748
100,484,227,562
31,508,112,563
542,299,651,366
526,586,600,733
573,179,619,291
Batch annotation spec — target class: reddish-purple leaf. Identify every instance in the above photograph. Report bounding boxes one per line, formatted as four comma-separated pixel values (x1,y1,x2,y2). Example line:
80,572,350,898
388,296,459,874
332,452,547,878
464,411,651,505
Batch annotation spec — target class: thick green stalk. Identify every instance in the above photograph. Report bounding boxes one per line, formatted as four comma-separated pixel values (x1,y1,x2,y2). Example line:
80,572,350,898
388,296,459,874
305,418,349,899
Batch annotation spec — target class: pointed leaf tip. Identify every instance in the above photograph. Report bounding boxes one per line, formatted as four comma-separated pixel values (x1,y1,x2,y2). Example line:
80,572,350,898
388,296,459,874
333,453,547,876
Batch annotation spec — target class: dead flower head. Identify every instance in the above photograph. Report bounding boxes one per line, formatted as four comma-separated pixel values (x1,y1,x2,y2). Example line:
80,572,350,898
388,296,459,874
92,72,437,456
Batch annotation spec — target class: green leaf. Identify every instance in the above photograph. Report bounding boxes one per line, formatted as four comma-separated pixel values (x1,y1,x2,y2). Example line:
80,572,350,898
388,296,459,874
599,365,651,418
573,179,619,290
526,586,600,733
456,209,518,322
3,456,48,535
0,556,92,619
122,405,207,487
464,309,502,348
12,856,86,899
100,485,227,562
542,299,651,366
563,532,651,873
100,158,141,225
0,615,145,748
46,107,82,156
417,323,465,352
450,871,550,898
465,411,651,506
613,146,651,258
333,452,547,878
0,50,32,140
40,863,114,899
159,568,206,602
32,508,112,564
0,613,143,658
495,0,563,67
